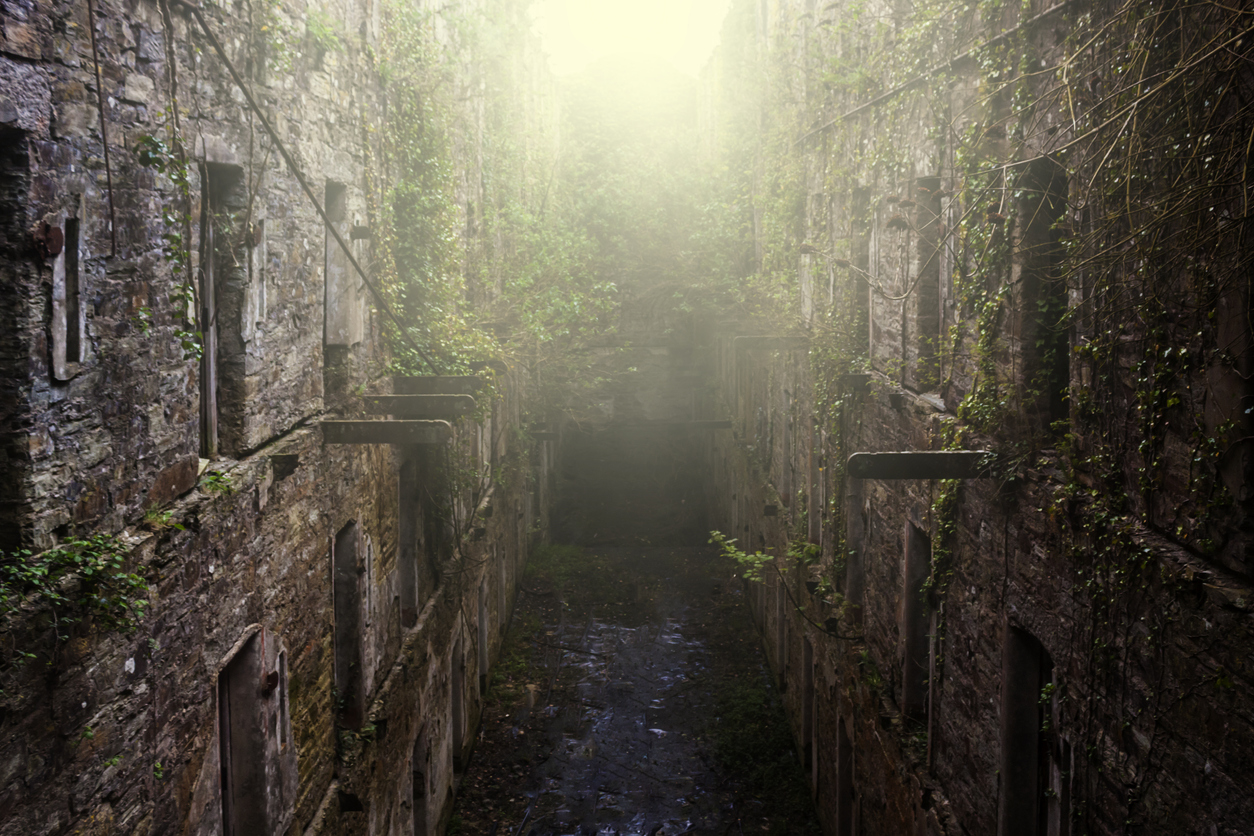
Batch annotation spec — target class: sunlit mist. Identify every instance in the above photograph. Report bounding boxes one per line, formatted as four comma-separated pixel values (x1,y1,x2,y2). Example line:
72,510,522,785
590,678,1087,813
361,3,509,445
531,0,732,78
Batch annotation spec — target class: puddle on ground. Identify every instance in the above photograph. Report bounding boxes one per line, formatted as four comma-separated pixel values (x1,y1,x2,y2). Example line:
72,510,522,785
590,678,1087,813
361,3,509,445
451,546,821,836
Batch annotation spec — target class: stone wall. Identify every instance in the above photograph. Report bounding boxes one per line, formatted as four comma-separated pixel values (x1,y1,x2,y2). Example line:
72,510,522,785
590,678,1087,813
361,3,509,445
0,0,553,833
701,0,1254,833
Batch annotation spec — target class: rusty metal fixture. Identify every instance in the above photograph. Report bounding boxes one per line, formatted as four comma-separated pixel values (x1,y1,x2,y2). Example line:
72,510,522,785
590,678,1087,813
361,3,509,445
34,221,64,259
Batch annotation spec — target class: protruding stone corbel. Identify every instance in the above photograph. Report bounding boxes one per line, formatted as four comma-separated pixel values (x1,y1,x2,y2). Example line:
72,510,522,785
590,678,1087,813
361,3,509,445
846,451,994,479
394,376,483,396
321,420,453,446
363,395,476,420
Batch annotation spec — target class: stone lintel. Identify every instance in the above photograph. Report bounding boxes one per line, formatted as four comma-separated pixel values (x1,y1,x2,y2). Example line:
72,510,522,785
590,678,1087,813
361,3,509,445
363,395,476,419
321,420,453,445
847,451,993,479
394,375,483,396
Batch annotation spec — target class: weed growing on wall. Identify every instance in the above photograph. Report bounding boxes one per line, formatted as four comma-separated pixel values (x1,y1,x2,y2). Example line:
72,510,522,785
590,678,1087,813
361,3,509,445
0,535,148,638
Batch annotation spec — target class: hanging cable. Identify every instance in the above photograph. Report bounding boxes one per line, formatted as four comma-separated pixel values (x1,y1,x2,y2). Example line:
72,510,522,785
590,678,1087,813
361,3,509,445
85,0,118,256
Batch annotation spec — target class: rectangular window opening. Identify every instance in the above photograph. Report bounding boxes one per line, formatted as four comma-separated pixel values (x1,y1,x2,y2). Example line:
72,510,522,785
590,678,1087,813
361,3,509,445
901,523,931,720
998,625,1054,836
399,456,420,629
218,632,265,835
911,176,943,390
200,163,247,458
1018,158,1070,427
64,217,81,363
51,207,85,381
324,181,360,349
333,521,364,729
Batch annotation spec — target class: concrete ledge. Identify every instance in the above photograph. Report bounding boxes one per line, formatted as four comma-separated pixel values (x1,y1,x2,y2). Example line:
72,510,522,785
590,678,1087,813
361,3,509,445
363,395,476,419
321,420,453,445
394,375,483,396
847,451,993,479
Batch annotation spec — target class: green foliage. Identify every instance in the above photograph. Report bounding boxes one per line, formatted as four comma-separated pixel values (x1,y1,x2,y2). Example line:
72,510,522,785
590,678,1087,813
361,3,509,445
711,678,820,834
371,3,502,374
142,508,183,532
708,530,772,582
0,535,149,635
305,8,342,54
523,544,586,590
858,648,884,691
200,470,235,496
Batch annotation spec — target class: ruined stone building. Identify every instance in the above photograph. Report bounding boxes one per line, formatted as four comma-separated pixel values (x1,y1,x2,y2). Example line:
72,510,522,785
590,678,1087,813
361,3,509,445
0,0,553,831
1,0,1252,832
695,0,1254,833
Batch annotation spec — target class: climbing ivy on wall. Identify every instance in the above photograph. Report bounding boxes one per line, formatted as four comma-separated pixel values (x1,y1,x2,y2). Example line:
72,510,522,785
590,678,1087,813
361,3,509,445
700,0,1253,825
373,0,625,416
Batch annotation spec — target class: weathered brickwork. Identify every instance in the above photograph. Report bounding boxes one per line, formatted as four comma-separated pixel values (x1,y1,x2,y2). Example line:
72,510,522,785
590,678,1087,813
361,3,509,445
702,0,1254,833
0,0,551,833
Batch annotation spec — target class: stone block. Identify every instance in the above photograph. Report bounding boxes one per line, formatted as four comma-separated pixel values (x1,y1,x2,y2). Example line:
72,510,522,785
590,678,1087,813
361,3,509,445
146,456,199,508
2,20,41,59
121,73,154,107
53,102,93,138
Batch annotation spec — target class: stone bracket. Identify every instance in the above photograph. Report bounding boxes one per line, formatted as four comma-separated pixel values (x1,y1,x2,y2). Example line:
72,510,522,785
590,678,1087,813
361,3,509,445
394,375,483,396
363,395,476,419
847,451,993,479
321,420,453,445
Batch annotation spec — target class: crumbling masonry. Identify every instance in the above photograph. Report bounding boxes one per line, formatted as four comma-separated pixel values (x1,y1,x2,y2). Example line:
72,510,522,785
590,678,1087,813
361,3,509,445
1,0,549,832
1,0,1253,833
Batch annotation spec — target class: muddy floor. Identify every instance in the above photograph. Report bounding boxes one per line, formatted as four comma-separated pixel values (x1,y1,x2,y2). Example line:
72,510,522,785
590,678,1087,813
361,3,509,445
449,545,822,836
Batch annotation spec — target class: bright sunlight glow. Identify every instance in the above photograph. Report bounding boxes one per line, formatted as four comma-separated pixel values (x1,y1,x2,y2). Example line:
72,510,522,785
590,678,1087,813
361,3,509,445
531,0,732,78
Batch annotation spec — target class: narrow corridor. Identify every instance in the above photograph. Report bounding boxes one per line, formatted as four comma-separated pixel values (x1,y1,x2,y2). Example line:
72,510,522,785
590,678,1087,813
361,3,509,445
451,546,821,836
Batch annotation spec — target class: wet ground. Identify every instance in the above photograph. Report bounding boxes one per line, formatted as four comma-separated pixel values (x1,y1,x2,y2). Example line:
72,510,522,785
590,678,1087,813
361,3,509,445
450,545,821,836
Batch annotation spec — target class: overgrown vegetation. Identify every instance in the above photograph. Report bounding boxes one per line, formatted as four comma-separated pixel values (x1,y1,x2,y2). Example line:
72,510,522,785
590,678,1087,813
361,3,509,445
373,1,621,409
701,0,1253,827
0,535,149,637
710,677,821,835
